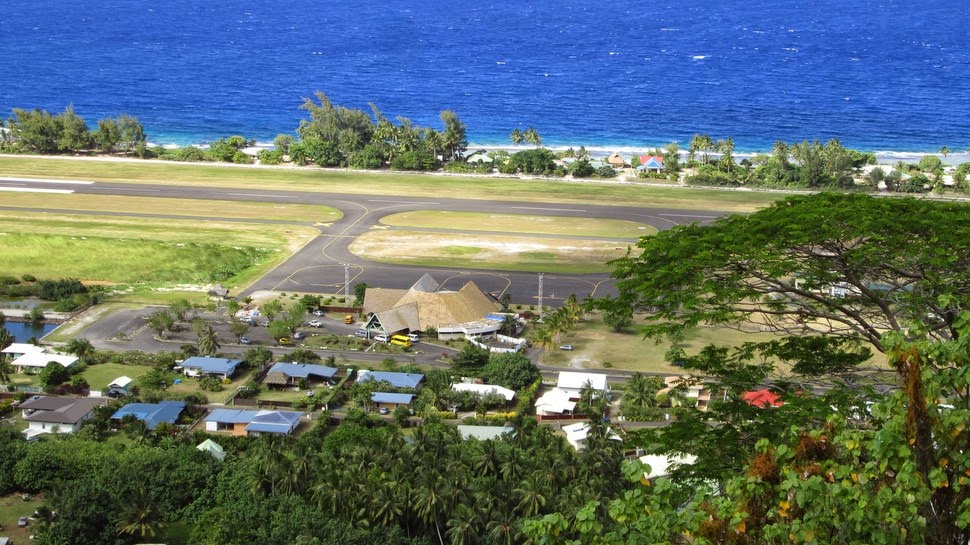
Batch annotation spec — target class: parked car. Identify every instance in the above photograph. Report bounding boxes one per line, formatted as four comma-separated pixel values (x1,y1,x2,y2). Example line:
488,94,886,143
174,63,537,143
379,407,389,415
293,331,306,340
407,333,420,342
308,319,323,328
260,320,270,327
278,337,292,346
18,516,29,527
355,329,369,338
559,344,574,351
312,309,325,316
374,333,389,343
240,336,250,345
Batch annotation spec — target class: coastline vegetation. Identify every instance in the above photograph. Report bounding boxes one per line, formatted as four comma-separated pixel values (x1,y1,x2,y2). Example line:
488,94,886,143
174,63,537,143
4,98,969,195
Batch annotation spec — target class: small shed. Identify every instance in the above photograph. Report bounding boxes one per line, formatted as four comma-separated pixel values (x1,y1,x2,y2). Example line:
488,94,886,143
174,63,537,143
196,438,226,461
607,152,625,167
107,376,133,397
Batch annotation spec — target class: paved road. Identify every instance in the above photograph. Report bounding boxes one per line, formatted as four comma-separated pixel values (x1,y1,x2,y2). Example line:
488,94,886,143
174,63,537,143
0,176,725,305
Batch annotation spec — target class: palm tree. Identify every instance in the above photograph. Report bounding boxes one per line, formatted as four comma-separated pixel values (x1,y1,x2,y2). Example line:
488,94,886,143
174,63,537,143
523,127,542,147
941,145,950,160
196,323,220,356
509,128,523,146
116,487,165,539
0,327,13,353
148,310,174,339
65,338,94,365
424,128,443,159
718,138,735,173
500,314,518,336
513,472,548,517
445,504,480,545
414,474,449,545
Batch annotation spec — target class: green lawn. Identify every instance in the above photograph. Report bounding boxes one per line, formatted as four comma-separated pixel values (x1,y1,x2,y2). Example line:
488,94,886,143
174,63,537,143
0,156,784,212
350,230,629,274
540,318,890,372
380,210,656,238
79,363,152,390
0,210,320,287
0,492,45,543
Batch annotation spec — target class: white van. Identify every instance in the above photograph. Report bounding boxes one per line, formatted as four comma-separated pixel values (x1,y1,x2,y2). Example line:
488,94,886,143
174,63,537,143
407,333,420,342
374,333,389,343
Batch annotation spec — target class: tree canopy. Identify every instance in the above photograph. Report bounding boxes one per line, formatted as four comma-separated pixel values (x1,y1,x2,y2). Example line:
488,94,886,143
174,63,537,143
610,193,970,352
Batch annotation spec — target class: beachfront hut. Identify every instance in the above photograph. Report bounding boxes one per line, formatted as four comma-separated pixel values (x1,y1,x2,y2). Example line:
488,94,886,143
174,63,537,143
608,152,625,167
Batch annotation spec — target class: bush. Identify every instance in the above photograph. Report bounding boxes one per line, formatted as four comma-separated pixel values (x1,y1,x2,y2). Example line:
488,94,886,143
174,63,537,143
173,146,205,162
390,150,439,171
198,377,224,392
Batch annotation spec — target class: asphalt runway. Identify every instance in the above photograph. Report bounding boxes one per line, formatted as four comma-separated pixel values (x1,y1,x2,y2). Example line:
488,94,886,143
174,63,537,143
0,176,725,306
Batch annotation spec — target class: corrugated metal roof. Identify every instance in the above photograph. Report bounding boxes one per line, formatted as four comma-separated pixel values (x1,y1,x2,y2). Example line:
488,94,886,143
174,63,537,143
371,392,415,404
111,401,186,429
182,356,242,375
357,370,424,389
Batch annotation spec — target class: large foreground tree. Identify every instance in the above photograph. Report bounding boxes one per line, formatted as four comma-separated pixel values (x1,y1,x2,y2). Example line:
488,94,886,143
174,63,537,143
610,193,970,352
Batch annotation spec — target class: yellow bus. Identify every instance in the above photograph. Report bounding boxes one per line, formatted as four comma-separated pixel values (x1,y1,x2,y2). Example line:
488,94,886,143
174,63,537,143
389,334,412,348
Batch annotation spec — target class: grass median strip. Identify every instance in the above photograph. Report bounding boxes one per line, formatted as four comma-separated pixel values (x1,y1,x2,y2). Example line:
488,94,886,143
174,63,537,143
349,230,631,274
0,191,341,222
380,210,656,238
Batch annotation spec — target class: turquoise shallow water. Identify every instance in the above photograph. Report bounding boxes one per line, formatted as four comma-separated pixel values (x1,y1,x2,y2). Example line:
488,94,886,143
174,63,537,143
1,0,968,152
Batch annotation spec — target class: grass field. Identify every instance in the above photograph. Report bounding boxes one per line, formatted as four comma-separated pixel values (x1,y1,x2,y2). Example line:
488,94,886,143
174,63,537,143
350,230,630,274
380,210,656,238
0,212,317,286
541,318,889,372
0,156,784,212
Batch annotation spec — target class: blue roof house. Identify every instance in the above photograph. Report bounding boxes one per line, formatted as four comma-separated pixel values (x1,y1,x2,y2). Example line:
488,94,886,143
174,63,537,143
356,370,424,390
371,392,415,411
205,408,302,436
181,356,242,379
111,401,186,429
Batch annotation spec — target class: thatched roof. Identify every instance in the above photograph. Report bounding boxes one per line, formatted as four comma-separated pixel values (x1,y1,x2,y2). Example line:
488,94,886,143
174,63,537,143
364,276,498,332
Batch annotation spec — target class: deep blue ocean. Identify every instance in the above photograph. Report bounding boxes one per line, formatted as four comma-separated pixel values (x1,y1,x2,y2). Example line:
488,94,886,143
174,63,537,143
2,0,968,153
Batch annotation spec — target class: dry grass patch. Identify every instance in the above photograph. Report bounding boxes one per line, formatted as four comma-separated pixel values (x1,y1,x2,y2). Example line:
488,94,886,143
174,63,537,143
350,230,630,274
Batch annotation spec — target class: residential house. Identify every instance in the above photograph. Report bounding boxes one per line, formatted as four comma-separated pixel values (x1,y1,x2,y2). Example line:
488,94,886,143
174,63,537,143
457,425,515,441
2,342,45,360
20,395,107,437
534,388,577,417
204,408,303,436
466,151,494,164
562,421,622,451
636,155,664,173
639,453,698,479
451,382,515,402
556,372,609,399
534,372,609,417
111,401,186,429
370,392,415,412
6,345,77,374
741,389,783,408
356,370,424,390
180,356,242,379
263,362,338,389
658,376,712,411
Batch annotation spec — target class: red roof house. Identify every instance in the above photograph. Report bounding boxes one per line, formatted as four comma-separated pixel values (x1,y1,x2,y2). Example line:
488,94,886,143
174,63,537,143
741,389,783,408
